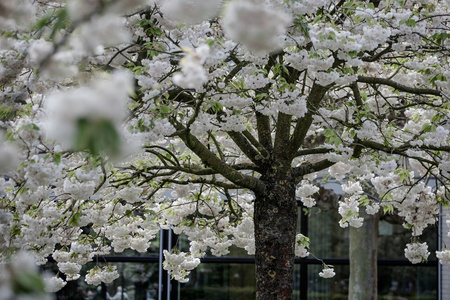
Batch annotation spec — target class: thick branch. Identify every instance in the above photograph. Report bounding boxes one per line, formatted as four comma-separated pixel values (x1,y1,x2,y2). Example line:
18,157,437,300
131,163,261,176
227,131,263,165
349,82,364,158
170,118,265,192
255,111,273,152
242,130,270,159
289,83,330,156
353,140,439,165
162,178,241,190
357,76,442,96
294,147,333,157
292,159,336,183
274,112,292,161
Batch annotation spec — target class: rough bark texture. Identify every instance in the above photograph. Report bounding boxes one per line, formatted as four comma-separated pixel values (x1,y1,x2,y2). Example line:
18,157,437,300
349,211,378,300
254,170,297,300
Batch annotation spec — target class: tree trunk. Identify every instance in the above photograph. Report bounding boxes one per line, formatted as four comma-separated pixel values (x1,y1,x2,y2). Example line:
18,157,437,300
349,211,378,300
254,175,297,300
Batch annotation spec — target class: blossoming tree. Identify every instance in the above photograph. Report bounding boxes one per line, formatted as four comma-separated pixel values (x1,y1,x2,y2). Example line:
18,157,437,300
0,0,449,299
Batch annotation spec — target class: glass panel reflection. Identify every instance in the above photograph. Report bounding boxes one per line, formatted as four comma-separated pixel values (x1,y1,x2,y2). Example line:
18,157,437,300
178,263,256,300
307,265,349,300
378,266,437,299
378,221,437,260
51,262,159,300
308,208,350,258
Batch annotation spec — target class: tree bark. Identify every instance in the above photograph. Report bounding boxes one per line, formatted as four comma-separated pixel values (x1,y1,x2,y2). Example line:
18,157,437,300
349,211,378,300
254,172,297,300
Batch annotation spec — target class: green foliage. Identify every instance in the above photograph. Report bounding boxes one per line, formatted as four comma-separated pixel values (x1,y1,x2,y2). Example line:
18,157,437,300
323,129,341,146
74,118,121,156
13,270,46,294
358,194,370,206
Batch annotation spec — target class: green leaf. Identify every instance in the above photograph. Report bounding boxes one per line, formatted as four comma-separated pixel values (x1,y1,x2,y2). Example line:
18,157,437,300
160,106,170,114
53,153,62,165
50,7,69,39
405,19,416,27
358,194,370,206
13,271,46,294
383,204,394,214
23,123,40,131
421,123,436,133
74,118,121,156
68,212,82,226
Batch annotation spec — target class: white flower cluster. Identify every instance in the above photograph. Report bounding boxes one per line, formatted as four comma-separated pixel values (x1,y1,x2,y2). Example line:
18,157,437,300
256,94,307,119
372,172,439,237
328,161,352,181
173,45,210,90
222,1,292,52
296,180,319,208
286,50,334,73
85,266,120,286
244,73,272,89
221,114,246,132
161,0,222,24
295,234,310,257
404,242,429,264
163,250,201,283
57,262,82,281
319,267,335,278
338,182,364,228
44,276,67,293
437,249,450,264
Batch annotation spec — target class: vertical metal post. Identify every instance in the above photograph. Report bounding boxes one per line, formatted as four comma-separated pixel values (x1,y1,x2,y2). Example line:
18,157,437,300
439,203,442,300
300,204,308,300
158,228,164,300
167,228,173,300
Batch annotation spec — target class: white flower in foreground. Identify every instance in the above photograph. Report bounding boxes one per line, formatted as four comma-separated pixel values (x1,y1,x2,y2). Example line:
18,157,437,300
44,70,132,149
319,267,335,278
222,1,292,52
44,276,67,293
173,45,210,90
404,242,429,264
161,0,222,24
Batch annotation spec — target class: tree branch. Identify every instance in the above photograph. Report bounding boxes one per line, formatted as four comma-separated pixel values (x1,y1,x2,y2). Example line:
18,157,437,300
227,131,263,165
170,117,265,192
273,112,292,161
292,159,336,183
357,76,442,96
289,83,330,156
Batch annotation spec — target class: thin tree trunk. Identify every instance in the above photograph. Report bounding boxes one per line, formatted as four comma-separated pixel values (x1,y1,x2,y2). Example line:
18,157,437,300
254,176,297,300
349,211,378,300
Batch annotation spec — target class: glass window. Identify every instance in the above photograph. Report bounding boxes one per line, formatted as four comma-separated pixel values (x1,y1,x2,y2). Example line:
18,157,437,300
177,263,256,300
378,221,437,260
307,208,350,258
378,266,437,299
307,264,349,300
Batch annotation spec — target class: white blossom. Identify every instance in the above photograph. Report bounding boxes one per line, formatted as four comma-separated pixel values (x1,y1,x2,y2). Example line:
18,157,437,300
222,1,292,52
319,267,335,278
404,242,430,264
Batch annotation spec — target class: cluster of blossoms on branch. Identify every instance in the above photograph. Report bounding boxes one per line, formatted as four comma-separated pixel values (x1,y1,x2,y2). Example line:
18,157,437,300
0,0,449,293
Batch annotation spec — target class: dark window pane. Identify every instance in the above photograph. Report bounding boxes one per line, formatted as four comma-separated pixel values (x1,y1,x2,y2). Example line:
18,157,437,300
378,221,437,260
48,262,159,300
307,265,349,300
378,266,437,299
308,208,350,258
178,263,256,300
